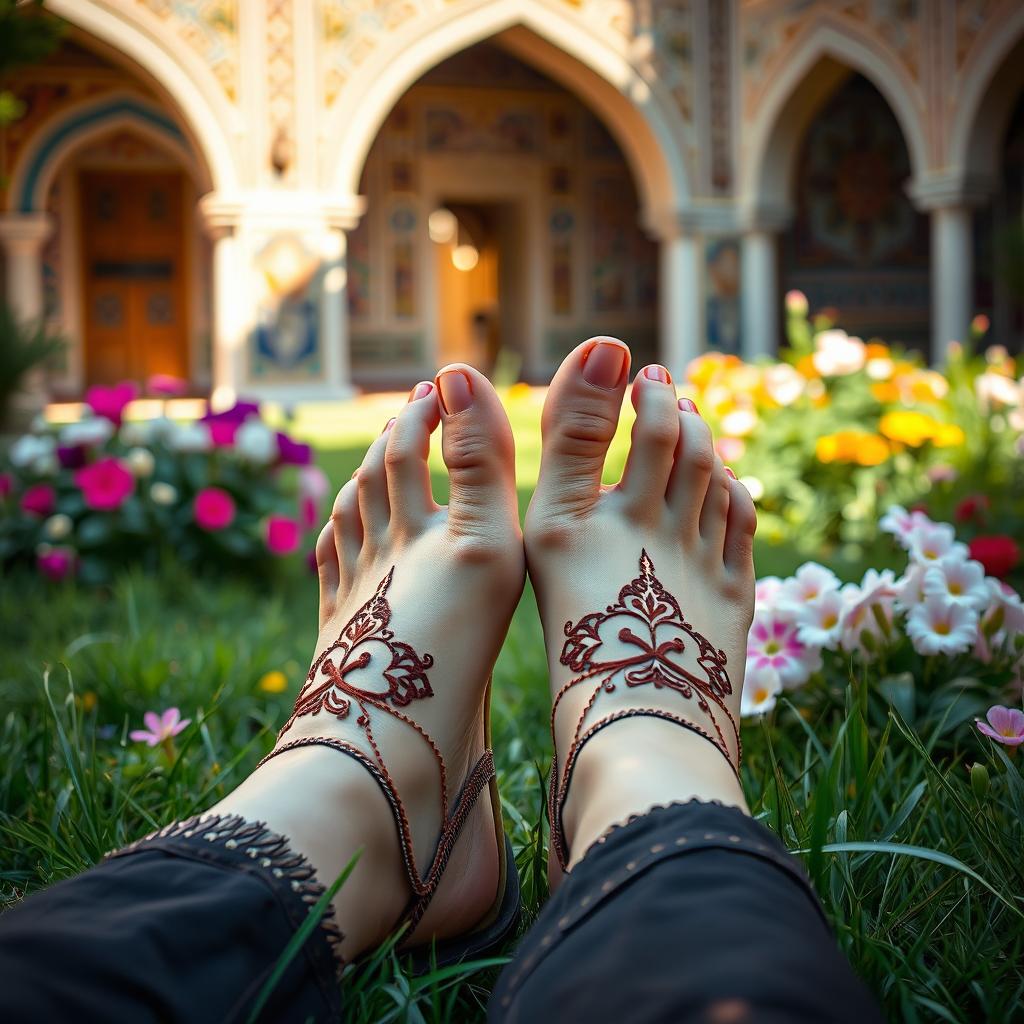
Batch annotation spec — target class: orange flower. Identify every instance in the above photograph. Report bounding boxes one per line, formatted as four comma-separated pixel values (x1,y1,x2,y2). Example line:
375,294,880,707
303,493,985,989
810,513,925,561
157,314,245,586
865,342,891,360
815,431,890,466
796,354,819,379
871,381,900,403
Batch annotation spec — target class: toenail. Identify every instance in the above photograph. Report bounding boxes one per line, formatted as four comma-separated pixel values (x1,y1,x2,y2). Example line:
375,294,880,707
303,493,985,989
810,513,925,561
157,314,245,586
725,466,737,479
437,369,473,413
409,381,433,402
678,397,700,414
382,417,396,433
582,340,627,390
643,365,672,384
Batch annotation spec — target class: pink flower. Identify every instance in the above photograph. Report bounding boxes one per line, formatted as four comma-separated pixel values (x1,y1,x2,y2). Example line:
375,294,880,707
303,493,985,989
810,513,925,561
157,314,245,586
298,465,329,529
208,420,239,447
194,487,236,531
969,535,1020,579
954,494,990,524
74,458,135,510
37,545,76,581
715,437,746,462
755,576,785,608
147,374,188,396
746,610,821,689
20,483,56,518
975,705,1024,747
266,515,300,555
85,381,138,426
129,707,191,747
879,505,931,548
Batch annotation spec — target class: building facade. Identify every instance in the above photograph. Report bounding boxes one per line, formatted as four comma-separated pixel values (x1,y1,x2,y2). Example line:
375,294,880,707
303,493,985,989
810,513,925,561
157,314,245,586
1,0,1022,403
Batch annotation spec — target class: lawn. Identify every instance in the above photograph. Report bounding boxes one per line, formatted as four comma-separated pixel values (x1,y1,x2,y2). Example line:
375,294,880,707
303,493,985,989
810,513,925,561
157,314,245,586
2,387,1023,1022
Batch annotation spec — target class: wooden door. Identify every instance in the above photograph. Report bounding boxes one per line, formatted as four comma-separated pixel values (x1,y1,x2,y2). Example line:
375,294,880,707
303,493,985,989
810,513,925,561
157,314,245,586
81,171,188,385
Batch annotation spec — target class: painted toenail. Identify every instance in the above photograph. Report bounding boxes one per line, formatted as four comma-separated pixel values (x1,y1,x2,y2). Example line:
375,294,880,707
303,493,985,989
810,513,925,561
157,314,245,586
409,381,433,402
678,397,699,414
582,341,627,390
725,467,737,479
382,417,396,433
643,365,672,384
437,369,473,413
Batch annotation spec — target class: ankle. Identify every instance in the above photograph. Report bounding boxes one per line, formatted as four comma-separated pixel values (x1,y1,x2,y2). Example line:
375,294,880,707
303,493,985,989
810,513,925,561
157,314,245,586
559,720,748,870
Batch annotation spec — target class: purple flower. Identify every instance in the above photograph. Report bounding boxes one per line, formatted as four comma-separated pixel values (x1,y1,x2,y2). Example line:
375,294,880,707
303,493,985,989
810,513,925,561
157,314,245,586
37,546,76,581
976,705,1024,747
58,445,87,469
276,432,312,466
203,400,260,426
129,707,191,747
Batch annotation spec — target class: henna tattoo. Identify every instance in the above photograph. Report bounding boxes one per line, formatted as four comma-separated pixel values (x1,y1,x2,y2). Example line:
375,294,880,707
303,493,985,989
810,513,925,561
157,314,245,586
261,566,496,934
549,550,741,869
278,567,435,739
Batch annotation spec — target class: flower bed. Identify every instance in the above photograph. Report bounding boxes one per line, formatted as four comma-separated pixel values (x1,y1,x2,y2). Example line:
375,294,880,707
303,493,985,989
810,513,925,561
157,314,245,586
686,299,1023,588
0,383,328,583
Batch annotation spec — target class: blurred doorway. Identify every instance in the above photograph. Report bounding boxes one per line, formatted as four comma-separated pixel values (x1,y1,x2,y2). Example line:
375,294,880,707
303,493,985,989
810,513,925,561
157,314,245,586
80,170,189,384
433,200,525,376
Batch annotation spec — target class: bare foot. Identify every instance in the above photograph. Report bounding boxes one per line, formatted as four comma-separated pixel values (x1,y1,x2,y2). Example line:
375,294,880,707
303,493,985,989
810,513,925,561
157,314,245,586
214,366,524,958
524,338,756,880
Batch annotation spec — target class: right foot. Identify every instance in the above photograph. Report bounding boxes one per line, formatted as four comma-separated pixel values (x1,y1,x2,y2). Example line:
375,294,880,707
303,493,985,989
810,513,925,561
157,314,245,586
524,338,757,879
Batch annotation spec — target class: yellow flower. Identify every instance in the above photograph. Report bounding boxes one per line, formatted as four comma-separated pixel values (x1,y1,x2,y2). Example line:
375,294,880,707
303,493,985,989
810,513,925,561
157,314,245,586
931,423,965,448
259,670,289,694
81,690,98,712
878,411,939,447
815,431,890,466
506,381,532,401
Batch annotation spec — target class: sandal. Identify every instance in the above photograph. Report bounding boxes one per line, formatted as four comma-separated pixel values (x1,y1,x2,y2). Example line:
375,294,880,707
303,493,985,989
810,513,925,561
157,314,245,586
547,550,742,870
257,568,520,967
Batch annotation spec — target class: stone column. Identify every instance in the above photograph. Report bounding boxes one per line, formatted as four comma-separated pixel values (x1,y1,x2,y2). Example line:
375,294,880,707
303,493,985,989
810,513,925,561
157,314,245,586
319,227,352,397
739,207,791,362
908,174,990,363
656,225,702,380
0,212,53,321
199,195,244,409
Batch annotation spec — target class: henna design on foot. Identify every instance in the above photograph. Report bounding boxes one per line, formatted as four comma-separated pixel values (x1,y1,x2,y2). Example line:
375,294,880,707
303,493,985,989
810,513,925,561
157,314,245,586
549,550,741,869
260,568,495,933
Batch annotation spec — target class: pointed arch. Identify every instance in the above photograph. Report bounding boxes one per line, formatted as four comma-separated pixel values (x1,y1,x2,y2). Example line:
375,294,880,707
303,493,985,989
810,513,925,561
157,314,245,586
320,0,691,224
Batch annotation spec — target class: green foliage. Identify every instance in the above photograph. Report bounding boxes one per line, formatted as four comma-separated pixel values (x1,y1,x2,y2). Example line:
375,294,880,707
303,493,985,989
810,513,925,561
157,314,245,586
0,303,65,429
0,569,1021,1022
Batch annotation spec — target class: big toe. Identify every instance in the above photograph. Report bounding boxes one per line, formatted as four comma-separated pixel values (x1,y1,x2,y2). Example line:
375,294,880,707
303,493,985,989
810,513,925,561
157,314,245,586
530,337,630,525
435,364,518,542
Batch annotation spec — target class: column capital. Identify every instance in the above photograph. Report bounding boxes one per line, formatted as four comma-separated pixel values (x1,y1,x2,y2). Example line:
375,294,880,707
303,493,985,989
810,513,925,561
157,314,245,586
198,192,244,240
906,172,993,212
644,202,742,239
0,211,53,249
738,202,794,234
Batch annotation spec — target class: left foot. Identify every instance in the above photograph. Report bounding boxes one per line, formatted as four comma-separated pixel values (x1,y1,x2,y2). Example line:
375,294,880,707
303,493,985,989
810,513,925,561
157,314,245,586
214,366,524,958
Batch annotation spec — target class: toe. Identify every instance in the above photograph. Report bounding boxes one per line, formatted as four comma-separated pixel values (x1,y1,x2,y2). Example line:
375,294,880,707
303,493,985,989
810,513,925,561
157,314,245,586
617,365,679,517
356,421,392,549
666,399,715,540
331,477,363,588
531,337,630,523
315,520,340,625
698,457,731,555
385,381,441,535
723,476,757,582
435,364,518,542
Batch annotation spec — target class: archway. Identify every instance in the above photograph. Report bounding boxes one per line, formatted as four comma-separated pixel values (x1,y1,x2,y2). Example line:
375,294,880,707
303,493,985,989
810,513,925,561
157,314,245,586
1,35,214,392
780,73,929,350
347,39,659,387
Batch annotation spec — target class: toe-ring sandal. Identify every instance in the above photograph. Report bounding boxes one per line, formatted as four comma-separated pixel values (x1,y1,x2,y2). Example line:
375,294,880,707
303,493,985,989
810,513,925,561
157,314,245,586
257,568,520,970
547,550,743,870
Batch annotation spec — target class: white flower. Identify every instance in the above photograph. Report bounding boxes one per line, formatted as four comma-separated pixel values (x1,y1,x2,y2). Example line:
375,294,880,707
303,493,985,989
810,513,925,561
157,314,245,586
60,416,114,449
746,609,821,689
298,464,329,501
737,475,764,501
126,447,155,478
907,595,978,656
879,504,931,547
44,513,73,540
907,521,967,564
120,419,159,447
812,329,866,376
149,481,179,506
866,357,894,381
235,420,277,464
975,579,1024,661
894,562,929,612
755,576,785,608
168,421,212,454
779,562,841,608
720,408,758,438
794,589,845,650
9,434,56,469
762,363,805,406
975,371,1020,411
921,555,989,613
839,570,898,657
741,663,783,717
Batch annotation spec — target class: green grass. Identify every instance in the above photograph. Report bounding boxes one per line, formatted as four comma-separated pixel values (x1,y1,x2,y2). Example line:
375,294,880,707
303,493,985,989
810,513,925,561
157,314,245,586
1,405,1022,1021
